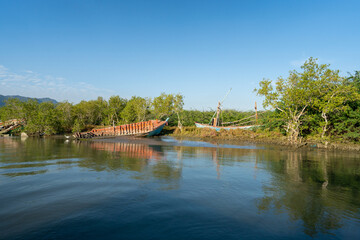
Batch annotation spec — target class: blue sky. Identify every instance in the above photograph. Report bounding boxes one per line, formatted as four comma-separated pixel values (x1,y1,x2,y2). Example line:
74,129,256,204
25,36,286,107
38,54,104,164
1,0,359,110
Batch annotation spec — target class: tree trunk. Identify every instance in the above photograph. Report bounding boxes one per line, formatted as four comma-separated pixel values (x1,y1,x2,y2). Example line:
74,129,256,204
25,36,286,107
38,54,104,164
279,105,307,144
321,112,328,139
287,121,300,143
286,110,306,144
176,112,182,130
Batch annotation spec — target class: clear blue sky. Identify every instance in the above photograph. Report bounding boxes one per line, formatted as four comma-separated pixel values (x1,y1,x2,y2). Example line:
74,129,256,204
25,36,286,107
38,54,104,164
1,0,359,110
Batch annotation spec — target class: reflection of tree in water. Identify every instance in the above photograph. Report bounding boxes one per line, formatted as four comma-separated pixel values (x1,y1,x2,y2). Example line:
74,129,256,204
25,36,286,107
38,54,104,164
0,138,183,190
2,137,360,234
0,137,72,177
0,137,67,164
256,150,360,237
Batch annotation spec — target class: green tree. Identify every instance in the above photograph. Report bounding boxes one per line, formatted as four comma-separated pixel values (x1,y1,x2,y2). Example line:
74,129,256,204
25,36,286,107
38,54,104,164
152,93,175,119
329,70,360,141
255,57,356,143
72,97,107,128
0,98,26,121
121,96,151,123
313,74,359,139
56,101,74,132
173,94,184,129
152,93,184,128
25,102,60,135
346,70,360,91
94,96,108,125
106,96,127,124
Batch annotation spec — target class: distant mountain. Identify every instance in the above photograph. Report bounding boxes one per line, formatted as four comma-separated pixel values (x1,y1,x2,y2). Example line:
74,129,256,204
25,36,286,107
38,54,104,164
0,95,58,107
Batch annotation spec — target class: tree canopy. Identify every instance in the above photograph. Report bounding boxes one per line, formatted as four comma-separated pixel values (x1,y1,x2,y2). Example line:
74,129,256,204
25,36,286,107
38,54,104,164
256,57,360,143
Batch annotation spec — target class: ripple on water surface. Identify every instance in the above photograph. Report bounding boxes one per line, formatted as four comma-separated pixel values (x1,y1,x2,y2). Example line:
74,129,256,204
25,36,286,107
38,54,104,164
0,137,359,239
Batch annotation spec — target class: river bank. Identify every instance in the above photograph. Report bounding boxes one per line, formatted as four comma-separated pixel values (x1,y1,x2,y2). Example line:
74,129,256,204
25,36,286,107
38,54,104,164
2,125,360,152
165,126,360,152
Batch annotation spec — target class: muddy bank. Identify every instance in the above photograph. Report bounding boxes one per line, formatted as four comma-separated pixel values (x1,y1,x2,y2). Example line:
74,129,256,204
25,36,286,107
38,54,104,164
88,134,360,153
167,127,360,152
92,136,269,150
25,126,360,152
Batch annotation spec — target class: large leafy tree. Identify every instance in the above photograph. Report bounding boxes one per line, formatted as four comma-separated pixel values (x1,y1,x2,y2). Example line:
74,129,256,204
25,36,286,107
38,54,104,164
173,94,184,129
72,97,107,129
0,99,20,121
313,73,359,138
152,93,184,128
152,93,175,119
25,102,60,135
121,96,151,123
106,95,127,124
256,57,358,143
56,101,74,132
346,70,360,91
329,70,360,141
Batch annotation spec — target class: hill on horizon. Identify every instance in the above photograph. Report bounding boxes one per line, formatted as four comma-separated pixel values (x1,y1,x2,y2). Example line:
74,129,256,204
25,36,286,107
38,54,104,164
0,95,58,107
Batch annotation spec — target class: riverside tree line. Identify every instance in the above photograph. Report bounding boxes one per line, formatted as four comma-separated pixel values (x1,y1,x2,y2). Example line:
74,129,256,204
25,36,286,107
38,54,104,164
0,94,182,135
1,57,360,143
0,92,255,136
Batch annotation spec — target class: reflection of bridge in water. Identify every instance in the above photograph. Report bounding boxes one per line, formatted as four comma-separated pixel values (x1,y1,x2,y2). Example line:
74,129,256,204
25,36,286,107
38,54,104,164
89,141,164,160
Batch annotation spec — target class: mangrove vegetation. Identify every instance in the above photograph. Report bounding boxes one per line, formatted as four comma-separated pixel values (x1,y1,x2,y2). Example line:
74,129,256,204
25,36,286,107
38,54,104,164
1,58,360,146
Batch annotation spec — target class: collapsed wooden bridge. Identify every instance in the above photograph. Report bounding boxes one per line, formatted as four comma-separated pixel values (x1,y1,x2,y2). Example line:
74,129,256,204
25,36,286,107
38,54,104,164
0,119,24,135
74,118,169,139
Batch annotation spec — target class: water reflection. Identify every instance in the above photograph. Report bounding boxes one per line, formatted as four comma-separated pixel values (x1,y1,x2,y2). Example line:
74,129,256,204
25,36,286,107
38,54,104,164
81,140,182,190
0,137,359,238
89,141,164,160
255,150,360,237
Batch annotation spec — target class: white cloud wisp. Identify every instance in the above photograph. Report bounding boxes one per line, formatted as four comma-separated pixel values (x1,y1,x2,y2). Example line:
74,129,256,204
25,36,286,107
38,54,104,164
0,65,115,102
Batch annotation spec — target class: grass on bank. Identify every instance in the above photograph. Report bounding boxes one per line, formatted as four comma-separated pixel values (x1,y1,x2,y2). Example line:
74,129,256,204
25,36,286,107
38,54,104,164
165,126,285,141
164,126,360,151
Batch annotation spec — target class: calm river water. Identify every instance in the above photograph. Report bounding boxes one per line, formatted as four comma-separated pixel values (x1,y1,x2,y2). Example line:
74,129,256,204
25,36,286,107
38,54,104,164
0,136,359,239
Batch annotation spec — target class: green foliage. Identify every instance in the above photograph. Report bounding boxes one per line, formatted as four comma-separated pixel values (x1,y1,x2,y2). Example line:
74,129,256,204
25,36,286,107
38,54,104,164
0,95,131,135
256,57,360,143
121,96,151,123
346,70,360,91
56,101,73,133
2,67,360,144
179,110,214,126
25,102,60,135
256,58,326,142
331,108,360,141
152,93,184,128
152,93,175,119
105,96,127,125
72,119,83,133
0,100,61,135
258,110,286,134
0,98,26,121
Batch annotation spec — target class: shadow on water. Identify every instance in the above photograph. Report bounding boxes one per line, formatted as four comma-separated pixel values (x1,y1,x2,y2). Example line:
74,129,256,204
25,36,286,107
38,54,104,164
0,137,359,239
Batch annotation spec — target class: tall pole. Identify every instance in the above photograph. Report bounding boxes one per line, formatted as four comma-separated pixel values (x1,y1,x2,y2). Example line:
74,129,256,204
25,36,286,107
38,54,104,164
208,88,232,125
214,101,221,127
